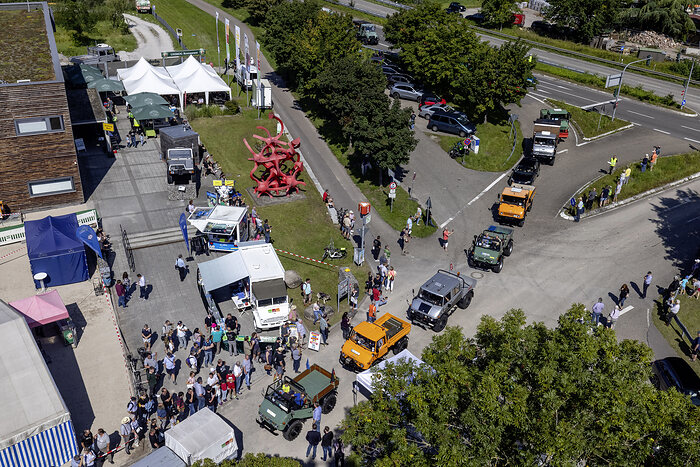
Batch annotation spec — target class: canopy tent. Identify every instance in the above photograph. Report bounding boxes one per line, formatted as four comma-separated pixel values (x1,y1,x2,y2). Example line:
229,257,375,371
167,55,215,80
123,92,169,107
9,291,69,329
0,300,78,467
174,66,231,105
130,447,187,467
116,57,169,81
198,251,248,293
165,408,237,464
355,349,424,395
131,103,175,120
121,68,180,97
87,77,125,92
25,214,89,288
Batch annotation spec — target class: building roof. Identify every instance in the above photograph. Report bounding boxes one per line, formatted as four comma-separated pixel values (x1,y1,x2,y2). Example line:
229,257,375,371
66,88,107,125
0,4,55,83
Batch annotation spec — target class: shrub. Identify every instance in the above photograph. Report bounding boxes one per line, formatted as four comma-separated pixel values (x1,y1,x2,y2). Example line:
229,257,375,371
224,100,241,114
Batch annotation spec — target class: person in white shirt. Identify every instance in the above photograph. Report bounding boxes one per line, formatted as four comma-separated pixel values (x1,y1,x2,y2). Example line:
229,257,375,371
95,428,112,463
137,274,147,299
176,322,188,350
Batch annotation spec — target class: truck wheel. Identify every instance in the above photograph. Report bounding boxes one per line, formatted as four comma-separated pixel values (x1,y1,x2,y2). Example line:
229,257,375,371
406,308,413,321
321,394,337,414
432,315,448,332
392,337,408,355
283,420,304,441
457,291,473,309
504,240,514,257
492,258,503,273
467,251,475,268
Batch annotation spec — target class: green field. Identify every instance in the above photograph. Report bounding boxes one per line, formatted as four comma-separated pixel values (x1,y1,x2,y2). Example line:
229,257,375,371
190,106,367,328
546,99,630,139
431,119,523,172
567,151,700,215
652,293,700,380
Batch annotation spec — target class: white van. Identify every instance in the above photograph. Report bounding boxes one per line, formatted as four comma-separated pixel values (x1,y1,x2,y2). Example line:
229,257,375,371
235,64,258,90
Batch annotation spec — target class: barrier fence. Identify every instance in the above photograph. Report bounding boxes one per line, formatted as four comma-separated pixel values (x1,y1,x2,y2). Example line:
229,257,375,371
152,10,187,49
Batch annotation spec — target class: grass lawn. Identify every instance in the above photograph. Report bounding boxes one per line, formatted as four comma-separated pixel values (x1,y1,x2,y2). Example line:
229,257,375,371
430,119,523,172
0,9,54,82
546,99,630,139
54,20,138,58
566,150,700,215
147,0,226,58
190,107,367,328
651,293,700,380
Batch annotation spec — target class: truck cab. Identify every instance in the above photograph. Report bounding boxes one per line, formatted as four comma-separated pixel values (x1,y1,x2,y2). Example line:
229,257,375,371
531,130,557,165
257,364,339,441
353,20,379,45
540,109,570,139
467,225,514,273
498,183,535,226
70,44,119,65
166,148,195,184
408,269,475,331
340,314,411,371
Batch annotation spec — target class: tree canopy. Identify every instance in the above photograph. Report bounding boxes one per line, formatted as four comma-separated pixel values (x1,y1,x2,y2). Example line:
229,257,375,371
543,0,631,43
341,306,700,465
193,453,300,466
481,0,520,30
620,0,694,41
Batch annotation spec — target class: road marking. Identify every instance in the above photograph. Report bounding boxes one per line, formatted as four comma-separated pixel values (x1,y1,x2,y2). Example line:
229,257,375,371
618,305,634,316
627,110,654,119
535,88,551,94
526,93,547,105
684,137,700,144
558,149,568,154
646,308,649,329
439,172,509,229
681,125,700,132
378,42,390,47
653,128,670,134
686,214,700,223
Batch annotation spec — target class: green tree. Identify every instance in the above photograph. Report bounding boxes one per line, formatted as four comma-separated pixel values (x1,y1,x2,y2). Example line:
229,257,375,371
454,40,535,120
349,99,418,183
341,306,700,465
106,0,130,32
384,1,481,97
245,0,284,25
54,0,99,38
481,0,520,30
620,0,694,41
193,453,301,466
543,0,630,43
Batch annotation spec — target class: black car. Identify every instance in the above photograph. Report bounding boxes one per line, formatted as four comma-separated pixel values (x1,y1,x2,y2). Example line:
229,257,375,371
508,158,540,185
446,2,466,13
651,357,700,406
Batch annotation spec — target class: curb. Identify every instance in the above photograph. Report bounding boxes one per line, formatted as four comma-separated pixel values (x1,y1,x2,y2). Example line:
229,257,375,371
559,170,700,221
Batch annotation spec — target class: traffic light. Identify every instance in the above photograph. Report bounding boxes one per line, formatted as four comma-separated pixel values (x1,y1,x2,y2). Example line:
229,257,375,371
613,88,619,98
645,55,652,66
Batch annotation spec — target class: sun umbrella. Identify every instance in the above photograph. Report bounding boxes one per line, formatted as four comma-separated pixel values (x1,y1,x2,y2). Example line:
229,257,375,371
87,78,125,92
123,92,169,107
131,103,174,120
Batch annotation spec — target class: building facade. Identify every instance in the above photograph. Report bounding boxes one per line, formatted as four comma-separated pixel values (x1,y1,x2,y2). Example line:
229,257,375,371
0,2,83,213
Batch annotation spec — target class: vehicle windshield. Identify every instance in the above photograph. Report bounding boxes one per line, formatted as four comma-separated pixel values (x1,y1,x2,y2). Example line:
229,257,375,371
258,296,288,307
534,136,555,146
516,161,536,172
350,331,376,351
502,195,525,206
365,24,376,31
418,289,443,306
476,235,501,251
456,115,471,125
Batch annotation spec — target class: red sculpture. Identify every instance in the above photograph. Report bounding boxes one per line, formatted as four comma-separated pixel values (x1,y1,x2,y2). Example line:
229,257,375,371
244,114,306,197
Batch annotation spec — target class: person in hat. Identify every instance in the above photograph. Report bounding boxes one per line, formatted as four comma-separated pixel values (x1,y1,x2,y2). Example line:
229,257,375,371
288,304,298,322
119,417,134,455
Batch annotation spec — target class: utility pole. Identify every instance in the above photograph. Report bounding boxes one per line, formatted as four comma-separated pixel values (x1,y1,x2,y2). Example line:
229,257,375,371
612,56,651,122
682,58,694,110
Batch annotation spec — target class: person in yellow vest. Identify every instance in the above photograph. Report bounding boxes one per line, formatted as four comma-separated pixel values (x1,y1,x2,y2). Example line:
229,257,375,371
608,155,617,174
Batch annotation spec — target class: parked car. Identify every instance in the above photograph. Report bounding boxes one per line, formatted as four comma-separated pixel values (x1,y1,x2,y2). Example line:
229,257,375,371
446,2,465,13
419,93,446,109
418,103,453,119
381,65,402,75
508,157,540,186
651,357,700,406
390,83,423,102
386,73,414,88
427,110,475,137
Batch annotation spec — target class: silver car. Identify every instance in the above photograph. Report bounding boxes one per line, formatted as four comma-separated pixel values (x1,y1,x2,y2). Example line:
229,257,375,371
389,83,423,101
418,103,454,119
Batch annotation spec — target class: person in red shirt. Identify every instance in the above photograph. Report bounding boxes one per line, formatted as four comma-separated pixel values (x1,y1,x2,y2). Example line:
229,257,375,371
442,228,453,251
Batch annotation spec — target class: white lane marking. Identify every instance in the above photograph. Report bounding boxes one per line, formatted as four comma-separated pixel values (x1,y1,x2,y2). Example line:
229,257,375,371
536,88,551,94
526,93,547,105
646,308,649,329
681,125,700,132
439,172,509,229
558,149,568,154
618,305,634,316
684,137,700,143
627,110,654,119
653,128,670,134
686,214,700,224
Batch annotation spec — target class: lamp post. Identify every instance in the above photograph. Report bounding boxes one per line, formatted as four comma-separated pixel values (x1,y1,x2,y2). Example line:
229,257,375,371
612,56,651,122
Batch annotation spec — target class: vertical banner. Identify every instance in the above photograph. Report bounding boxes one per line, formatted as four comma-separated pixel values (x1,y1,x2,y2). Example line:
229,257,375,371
256,41,261,84
224,18,230,64
244,33,250,74
216,12,221,55
234,25,241,69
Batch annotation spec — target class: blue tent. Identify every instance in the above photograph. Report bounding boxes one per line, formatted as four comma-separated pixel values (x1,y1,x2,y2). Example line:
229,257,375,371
25,214,89,288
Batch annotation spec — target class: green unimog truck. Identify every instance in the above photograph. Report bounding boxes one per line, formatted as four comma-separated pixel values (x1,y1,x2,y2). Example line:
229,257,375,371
467,225,514,273
539,108,570,140
257,364,339,441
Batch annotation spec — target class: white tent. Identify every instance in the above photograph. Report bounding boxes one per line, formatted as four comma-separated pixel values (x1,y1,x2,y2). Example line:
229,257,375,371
175,66,231,104
355,349,424,395
165,409,237,465
168,56,218,80
122,68,181,99
0,300,78,467
117,57,169,81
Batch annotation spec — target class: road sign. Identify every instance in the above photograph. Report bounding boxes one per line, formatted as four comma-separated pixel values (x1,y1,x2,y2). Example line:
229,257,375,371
605,73,622,88
388,192,396,199
213,180,223,186
161,49,206,58
363,213,371,225
224,180,234,186
102,122,114,132
389,181,397,190
682,99,687,106
570,198,575,207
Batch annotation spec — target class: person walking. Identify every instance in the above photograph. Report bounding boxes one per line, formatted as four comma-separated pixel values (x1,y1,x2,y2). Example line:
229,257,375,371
340,313,351,340
115,280,127,308
618,284,630,309
591,298,604,326
242,354,252,390
321,427,334,461
291,343,302,373
119,417,134,455
334,438,345,466
372,236,381,262
319,314,329,345
608,155,617,174
137,274,147,299
442,228,454,251
642,271,653,298
95,428,112,464
302,279,312,305
175,255,187,281
306,424,322,460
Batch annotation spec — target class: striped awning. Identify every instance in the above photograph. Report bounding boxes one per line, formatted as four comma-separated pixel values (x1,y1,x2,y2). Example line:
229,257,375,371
0,421,78,467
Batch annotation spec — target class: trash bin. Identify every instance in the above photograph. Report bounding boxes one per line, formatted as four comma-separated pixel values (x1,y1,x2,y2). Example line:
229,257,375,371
58,318,77,348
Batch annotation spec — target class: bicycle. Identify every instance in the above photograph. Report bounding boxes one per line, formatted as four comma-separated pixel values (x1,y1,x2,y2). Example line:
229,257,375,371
321,239,347,262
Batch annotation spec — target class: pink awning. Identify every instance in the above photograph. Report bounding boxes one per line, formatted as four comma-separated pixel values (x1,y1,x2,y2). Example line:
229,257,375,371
10,290,70,328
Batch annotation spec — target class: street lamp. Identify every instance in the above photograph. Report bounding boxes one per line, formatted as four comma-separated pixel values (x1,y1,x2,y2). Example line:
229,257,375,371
612,55,652,121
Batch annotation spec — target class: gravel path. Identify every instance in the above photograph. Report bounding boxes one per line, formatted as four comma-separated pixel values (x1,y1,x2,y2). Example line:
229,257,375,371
119,13,175,60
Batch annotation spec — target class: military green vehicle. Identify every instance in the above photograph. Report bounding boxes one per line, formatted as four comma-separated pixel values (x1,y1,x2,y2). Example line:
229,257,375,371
257,364,339,441
539,108,571,139
467,225,514,273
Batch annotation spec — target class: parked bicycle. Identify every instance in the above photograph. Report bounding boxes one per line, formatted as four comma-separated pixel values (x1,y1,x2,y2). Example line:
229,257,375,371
321,239,347,261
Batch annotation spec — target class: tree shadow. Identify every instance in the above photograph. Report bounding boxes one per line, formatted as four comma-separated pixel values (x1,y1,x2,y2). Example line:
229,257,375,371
649,188,700,271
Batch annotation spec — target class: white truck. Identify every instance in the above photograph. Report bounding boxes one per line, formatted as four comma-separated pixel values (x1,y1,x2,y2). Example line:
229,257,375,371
235,64,258,91
251,78,273,109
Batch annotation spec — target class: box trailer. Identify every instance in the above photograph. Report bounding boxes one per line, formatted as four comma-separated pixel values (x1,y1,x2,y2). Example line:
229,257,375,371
251,79,273,109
